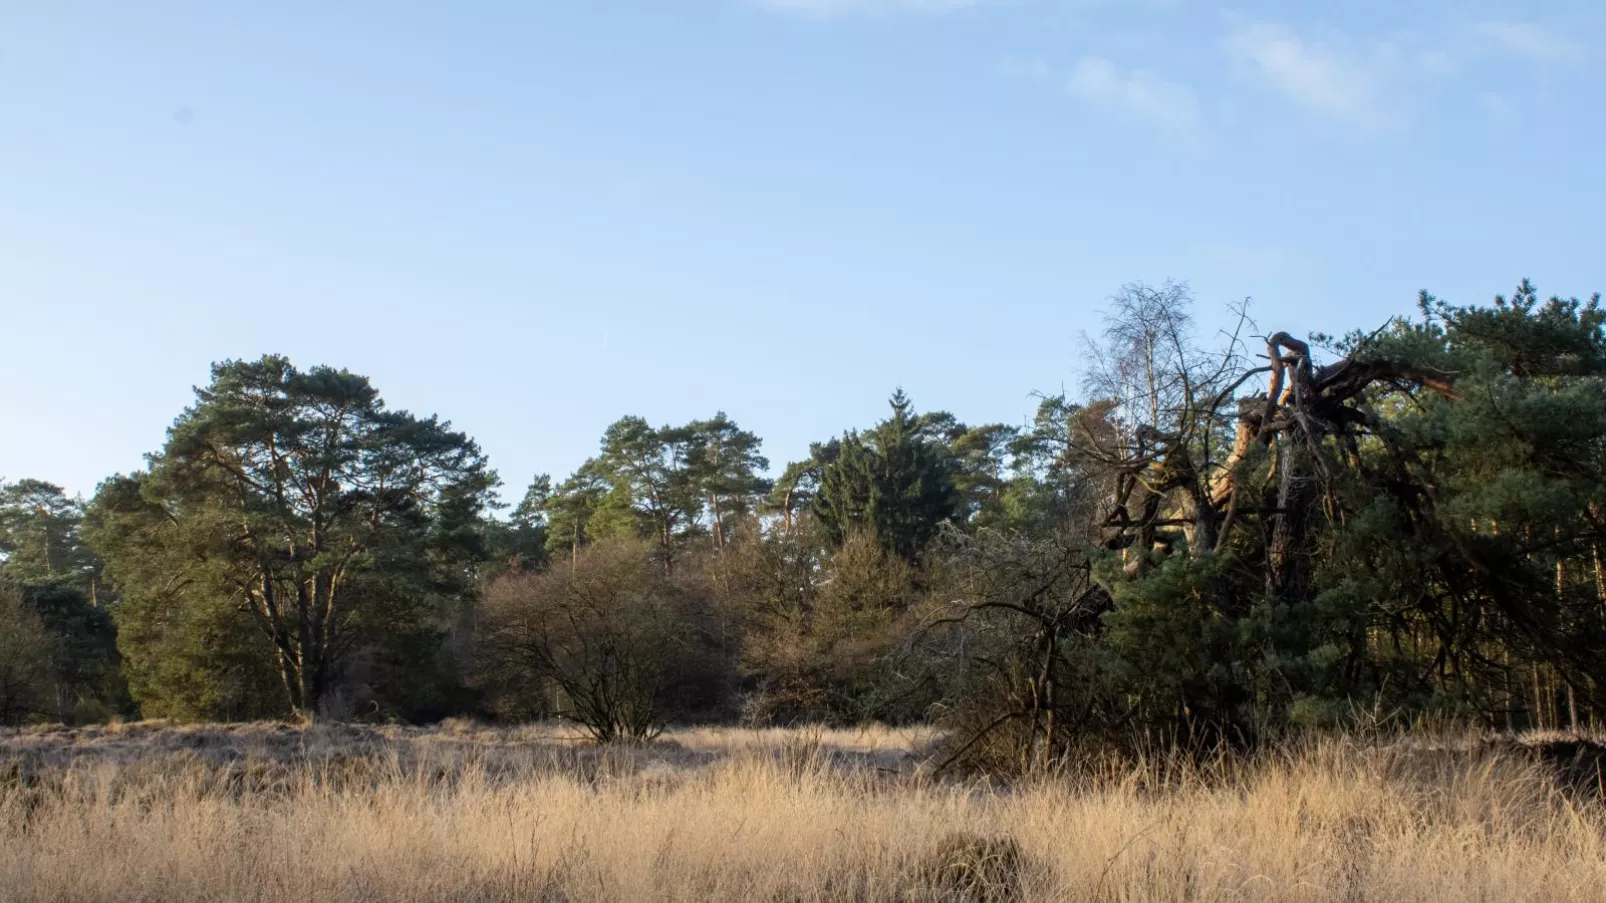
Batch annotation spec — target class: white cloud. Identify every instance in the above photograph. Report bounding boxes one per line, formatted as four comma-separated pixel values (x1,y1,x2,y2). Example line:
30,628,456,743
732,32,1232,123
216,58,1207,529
1066,56,1201,139
753,0,982,18
1473,22,1585,65
1223,23,1388,124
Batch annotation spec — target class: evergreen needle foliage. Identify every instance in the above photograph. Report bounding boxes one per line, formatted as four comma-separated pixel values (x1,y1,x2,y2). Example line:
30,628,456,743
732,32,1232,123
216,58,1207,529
3,280,1604,766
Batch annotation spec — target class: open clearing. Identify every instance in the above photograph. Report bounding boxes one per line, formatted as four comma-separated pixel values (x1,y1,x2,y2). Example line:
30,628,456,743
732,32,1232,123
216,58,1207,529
3,722,1605,902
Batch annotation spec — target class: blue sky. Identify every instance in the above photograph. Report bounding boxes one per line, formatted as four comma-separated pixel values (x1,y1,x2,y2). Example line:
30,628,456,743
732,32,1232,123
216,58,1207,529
2,1,1602,502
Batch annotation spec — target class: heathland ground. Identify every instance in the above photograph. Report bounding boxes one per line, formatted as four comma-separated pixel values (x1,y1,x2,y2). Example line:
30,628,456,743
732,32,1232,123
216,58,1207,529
4,721,1605,902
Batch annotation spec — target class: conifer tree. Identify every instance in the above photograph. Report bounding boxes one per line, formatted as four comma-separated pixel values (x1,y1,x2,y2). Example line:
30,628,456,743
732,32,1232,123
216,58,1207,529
86,355,495,718
815,390,959,562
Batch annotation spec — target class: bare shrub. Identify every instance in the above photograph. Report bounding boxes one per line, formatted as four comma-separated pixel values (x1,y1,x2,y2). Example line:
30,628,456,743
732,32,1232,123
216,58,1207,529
476,539,724,741
912,529,1115,774
730,529,925,725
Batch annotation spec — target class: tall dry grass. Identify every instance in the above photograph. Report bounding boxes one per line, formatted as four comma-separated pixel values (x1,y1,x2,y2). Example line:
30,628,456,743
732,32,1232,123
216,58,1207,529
2,721,1604,902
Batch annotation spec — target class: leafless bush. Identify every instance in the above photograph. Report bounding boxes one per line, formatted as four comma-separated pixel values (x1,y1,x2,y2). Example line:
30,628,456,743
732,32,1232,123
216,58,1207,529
476,539,725,741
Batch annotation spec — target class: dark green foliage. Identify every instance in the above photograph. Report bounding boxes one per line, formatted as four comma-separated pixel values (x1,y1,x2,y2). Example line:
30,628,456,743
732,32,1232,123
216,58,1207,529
543,461,610,563
0,480,128,721
17,582,128,723
108,562,288,721
1006,396,1120,536
1099,554,1259,742
902,281,1606,771
0,583,53,725
13,280,1606,754
85,355,495,719
0,479,97,589
1308,284,1606,724
766,441,839,534
592,415,696,550
945,423,1022,529
542,414,771,566
814,391,960,562
683,412,771,550
481,473,552,578
1087,283,1606,739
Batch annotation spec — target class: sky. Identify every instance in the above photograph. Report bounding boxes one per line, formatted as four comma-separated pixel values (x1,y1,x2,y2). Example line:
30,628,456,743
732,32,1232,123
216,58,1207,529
2,1,1603,503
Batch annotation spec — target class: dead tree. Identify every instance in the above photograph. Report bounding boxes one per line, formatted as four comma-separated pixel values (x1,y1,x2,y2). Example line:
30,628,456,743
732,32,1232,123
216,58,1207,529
1087,321,1459,605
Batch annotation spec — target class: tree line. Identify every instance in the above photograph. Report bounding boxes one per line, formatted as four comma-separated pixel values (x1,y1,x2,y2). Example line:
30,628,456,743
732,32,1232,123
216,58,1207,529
4,280,1604,764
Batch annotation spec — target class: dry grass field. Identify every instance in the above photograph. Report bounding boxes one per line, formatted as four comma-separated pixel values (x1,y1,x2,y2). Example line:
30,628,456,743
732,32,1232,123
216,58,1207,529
3,721,1605,902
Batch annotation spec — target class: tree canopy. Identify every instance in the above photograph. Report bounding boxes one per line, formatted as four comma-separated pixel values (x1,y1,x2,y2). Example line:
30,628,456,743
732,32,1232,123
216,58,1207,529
85,356,494,718
814,390,961,562
7,279,1605,756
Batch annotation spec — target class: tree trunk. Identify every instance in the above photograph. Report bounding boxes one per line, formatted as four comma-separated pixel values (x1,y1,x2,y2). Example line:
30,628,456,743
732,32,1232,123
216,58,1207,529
296,582,315,715
1533,663,1546,731
1263,337,1323,604
709,490,724,551
273,647,302,716
1266,429,1320,602
1593,536,1605,602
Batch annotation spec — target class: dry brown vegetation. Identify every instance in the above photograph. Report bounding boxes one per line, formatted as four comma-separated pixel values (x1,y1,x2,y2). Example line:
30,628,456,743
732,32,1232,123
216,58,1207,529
3,722,1606,902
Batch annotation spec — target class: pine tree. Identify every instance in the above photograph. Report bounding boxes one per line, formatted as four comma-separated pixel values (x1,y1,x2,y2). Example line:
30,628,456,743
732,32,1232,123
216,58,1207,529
85,355,495,718
683,413,770,551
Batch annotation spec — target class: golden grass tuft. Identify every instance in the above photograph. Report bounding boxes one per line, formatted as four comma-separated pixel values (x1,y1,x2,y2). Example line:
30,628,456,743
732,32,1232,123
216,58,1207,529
2,722,1604,901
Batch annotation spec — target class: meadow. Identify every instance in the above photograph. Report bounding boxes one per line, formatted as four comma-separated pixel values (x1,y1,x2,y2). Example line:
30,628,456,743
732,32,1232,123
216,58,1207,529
4,721,1605,902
